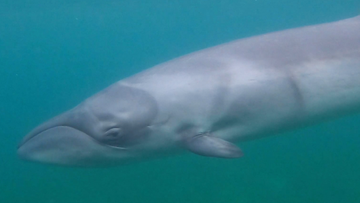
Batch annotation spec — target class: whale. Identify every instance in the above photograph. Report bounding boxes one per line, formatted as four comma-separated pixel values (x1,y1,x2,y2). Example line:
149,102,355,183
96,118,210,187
18,15,360,167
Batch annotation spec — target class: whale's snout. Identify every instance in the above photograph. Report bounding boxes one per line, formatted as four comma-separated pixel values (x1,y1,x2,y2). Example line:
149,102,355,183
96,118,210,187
17,126,102,166
17,106,134,167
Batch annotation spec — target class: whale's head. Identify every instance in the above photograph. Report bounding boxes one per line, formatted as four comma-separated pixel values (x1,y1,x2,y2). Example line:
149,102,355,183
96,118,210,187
17,85,164,167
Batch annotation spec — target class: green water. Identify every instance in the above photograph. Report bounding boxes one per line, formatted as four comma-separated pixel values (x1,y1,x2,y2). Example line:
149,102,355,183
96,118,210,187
1,0,360,202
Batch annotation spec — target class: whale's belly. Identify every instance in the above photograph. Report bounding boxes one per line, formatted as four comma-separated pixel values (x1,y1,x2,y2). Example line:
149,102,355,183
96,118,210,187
215,57,360,142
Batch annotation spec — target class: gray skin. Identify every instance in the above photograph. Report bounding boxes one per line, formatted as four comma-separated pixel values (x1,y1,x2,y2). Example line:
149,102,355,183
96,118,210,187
18,16,360,167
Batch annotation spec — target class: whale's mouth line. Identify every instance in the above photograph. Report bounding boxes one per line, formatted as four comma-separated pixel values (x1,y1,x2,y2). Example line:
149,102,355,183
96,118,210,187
17,125,86,149
18,126,127,151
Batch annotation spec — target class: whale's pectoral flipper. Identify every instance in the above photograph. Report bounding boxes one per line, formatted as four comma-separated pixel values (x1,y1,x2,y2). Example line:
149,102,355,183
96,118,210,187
182,133,243,158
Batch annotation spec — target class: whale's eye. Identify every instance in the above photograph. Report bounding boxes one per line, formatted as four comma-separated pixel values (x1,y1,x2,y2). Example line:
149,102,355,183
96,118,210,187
99,127,151,148
106,128,122,138
99,128,126,147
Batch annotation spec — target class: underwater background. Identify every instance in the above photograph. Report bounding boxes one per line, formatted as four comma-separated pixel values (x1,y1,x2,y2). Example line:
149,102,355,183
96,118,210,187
1,0,360,202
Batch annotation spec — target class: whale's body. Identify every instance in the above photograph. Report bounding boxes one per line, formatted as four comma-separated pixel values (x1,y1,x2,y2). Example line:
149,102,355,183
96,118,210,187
18,16,360,167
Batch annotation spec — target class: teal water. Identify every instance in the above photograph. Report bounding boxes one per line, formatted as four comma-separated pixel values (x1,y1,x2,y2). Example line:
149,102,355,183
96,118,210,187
1,1,360,202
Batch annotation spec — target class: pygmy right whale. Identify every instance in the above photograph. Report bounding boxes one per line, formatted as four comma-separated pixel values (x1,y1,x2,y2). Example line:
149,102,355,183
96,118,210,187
18,15,360,167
